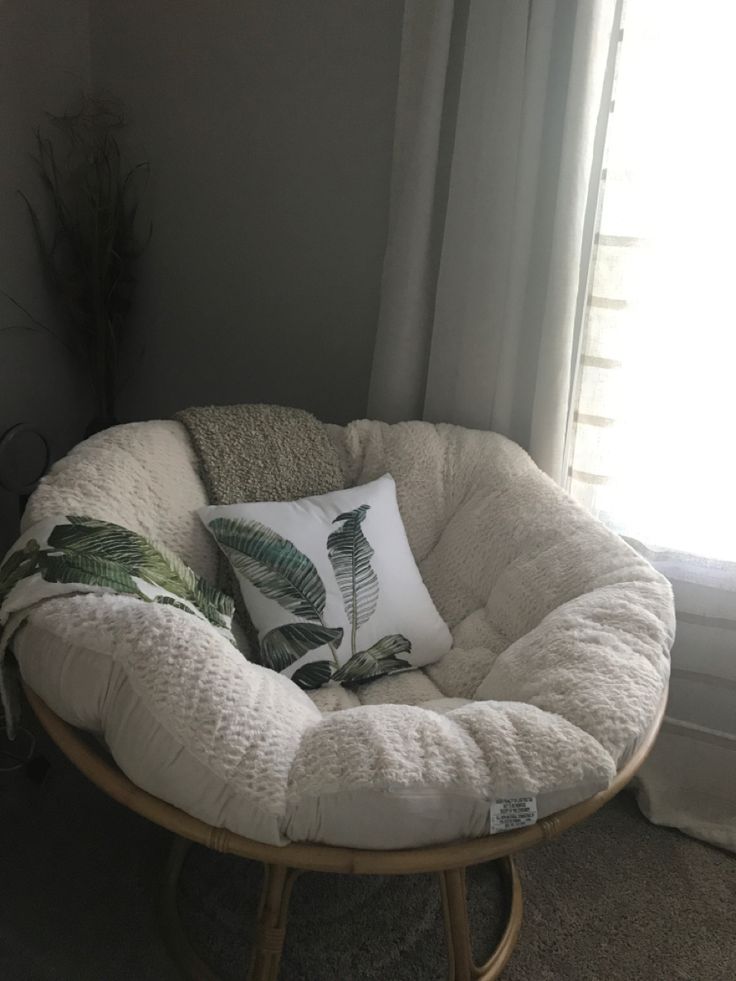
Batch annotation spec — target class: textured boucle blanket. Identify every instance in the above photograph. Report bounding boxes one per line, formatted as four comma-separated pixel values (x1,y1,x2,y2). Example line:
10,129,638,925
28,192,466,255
175,403,345,635
175,403,344,506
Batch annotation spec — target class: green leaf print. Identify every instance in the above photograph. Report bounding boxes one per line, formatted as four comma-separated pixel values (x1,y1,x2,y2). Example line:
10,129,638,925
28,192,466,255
290,660,334,691
39,551,145,597
50,517,234,627
208,517,326,622
332,634,412,685
260,622,344,672
0,539,42,605
327,504,379,655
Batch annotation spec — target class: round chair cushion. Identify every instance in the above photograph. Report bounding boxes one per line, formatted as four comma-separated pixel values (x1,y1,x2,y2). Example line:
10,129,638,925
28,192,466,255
13,420,674,849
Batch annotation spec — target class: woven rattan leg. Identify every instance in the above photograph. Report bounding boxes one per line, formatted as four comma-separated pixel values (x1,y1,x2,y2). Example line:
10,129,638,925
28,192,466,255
160,835,221,981
247,863,300,981
439,857,522,981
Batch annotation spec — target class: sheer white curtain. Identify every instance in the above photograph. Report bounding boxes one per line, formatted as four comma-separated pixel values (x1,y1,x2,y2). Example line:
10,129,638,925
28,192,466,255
369,0,734,851
568,1,736,851
368,0,621,483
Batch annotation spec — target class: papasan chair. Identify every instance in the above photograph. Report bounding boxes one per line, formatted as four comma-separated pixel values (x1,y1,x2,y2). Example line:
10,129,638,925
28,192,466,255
9,417,674,980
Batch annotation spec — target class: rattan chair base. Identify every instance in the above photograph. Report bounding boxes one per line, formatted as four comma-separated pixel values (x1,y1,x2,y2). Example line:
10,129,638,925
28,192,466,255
23,682,666,980
159,835,522,981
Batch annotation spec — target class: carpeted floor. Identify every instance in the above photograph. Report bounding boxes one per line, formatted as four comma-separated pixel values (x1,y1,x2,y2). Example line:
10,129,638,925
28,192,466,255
1,708,734,981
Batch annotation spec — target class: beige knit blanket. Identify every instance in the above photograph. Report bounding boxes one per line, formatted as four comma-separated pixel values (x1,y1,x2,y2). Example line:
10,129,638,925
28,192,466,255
175,403,345,636
176,403,344,505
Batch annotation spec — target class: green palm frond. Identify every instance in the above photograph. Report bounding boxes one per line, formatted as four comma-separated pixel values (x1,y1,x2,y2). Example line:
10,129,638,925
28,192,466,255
192,576,235,624
290,660,334,691
209,517,326,622
260,623,344,673
332,634,411,685
53,517,234,627
130,535,234,626
0,539,42,605
39,551,145,597
18,98,151,420
50,518,150,568
327,504,378,654
153,596,197,615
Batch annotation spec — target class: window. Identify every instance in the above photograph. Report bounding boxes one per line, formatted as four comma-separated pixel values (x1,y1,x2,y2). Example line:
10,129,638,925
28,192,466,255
569,1,736,561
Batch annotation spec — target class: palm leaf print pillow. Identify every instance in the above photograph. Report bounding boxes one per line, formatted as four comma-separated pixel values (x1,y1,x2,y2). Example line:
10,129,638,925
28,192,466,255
198,475,451,689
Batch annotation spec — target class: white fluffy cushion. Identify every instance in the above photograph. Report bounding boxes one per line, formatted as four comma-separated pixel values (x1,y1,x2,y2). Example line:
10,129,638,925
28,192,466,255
13,419,675,850
198,475,452,689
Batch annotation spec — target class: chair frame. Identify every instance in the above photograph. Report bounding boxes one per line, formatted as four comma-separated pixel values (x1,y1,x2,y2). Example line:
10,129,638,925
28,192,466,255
24,682,666,981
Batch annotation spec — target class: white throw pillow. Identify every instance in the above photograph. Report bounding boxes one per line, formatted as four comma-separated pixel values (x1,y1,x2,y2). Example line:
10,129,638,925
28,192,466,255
198,475,451,689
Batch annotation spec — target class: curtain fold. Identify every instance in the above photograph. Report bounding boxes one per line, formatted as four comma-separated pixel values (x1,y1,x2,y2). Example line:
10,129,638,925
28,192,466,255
368,0,621,484
366,0,457,424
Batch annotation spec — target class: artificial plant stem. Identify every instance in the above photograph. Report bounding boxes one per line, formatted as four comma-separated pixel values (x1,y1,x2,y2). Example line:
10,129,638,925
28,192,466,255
20,99,149,428
309,609,341,669
350,576,358,656
0,289,76,358
318,613,341,669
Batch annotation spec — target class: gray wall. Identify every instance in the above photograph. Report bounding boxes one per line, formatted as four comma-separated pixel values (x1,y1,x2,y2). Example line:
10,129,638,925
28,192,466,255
1,1,401,552
0,0,91,552
91,0,402,426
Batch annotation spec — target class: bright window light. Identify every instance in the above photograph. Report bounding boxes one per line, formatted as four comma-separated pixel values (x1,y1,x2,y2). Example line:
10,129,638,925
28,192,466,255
571,1,736,561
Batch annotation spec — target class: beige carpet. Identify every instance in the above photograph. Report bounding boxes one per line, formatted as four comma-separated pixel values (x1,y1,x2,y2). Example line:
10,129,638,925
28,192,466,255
2,712,734,980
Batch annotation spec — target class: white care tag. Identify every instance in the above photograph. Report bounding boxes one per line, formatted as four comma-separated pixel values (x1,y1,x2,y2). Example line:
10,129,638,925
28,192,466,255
490,796,537,833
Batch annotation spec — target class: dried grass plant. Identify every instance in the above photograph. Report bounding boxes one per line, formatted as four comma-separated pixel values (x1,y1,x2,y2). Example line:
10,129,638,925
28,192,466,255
3,96,151,430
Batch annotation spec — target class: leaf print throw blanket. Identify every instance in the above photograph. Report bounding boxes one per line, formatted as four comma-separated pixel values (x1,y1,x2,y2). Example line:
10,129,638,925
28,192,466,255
0,515,235,736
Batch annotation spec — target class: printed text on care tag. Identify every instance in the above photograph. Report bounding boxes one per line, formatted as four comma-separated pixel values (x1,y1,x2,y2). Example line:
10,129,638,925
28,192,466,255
490,796,538,833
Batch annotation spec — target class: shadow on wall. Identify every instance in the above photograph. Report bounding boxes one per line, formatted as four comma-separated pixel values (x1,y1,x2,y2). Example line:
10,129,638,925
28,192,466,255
0,0,92,552
90,0,402,426
2,0,404,553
